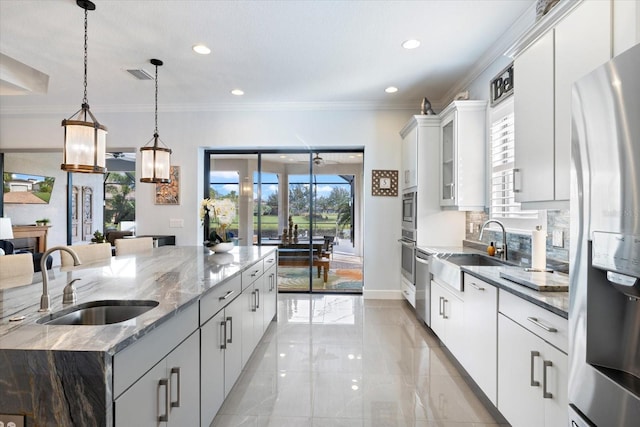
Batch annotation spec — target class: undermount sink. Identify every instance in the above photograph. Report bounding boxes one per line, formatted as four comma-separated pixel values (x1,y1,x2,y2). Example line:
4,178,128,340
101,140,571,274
37,300,159,326
441,253,512,267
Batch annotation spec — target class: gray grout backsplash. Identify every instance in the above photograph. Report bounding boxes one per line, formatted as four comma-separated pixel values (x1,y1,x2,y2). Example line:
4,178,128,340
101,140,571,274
465,210,570,273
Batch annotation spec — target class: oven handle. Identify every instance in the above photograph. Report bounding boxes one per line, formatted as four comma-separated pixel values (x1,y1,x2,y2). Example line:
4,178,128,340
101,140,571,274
398,239,416,248
415,257,430,266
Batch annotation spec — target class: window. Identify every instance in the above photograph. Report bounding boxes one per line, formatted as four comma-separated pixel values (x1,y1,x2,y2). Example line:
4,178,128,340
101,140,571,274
489,99,539,226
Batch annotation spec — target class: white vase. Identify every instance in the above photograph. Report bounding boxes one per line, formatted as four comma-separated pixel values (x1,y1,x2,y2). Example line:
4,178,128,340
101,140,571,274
210,242,234,253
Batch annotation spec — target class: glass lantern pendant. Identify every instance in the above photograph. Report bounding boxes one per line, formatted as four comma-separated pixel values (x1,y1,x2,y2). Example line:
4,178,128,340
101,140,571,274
140,58,172,183
61,0,107,174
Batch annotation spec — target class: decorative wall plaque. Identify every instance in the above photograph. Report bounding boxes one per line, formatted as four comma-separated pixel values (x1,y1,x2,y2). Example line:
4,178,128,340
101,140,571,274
490,63,514,107
371,169,398,197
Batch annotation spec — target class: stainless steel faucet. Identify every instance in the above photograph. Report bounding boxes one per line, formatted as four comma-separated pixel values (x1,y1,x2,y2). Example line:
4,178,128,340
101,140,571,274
39,246,82,312
479,220,508,261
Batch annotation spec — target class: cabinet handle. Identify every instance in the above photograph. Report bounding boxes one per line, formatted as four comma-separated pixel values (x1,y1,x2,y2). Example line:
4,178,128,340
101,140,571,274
513,168,521,193
218,290,235,301
530,351,540,387
450,183,455,200
438,296,443,316
256,288,260,309
468,282,485,291
251,269,260,277
226,316,233,344
251,290,257,312
442,299,448,319
266,258,275,264
220,320,227,349
543,360,553,398
170,367,181,408
158,378,169,422
527,317,558,333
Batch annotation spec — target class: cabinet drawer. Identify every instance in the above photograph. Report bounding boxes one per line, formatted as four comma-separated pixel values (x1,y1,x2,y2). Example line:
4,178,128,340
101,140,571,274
113,302,199,399
263,252,277,271
200,274,242,324
402,278,415,308
242,260,264,290
499,290,567,353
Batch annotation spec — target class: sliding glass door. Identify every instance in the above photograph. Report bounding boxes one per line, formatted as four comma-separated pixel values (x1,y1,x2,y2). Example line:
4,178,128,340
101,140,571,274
205,149,363,294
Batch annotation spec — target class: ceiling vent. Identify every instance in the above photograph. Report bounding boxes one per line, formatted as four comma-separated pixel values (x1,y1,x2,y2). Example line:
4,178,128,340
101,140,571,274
126,68,154,80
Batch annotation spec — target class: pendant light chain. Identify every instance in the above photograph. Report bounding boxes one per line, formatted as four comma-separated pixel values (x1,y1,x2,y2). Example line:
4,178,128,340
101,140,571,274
154,62,159,136
83,6,88,106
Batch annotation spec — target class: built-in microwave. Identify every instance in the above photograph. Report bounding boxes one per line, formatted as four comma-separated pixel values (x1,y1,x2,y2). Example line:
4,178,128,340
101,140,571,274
402,189,417,232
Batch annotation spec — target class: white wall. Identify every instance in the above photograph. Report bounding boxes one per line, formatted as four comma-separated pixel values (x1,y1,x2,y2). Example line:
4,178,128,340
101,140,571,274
0,108,412,295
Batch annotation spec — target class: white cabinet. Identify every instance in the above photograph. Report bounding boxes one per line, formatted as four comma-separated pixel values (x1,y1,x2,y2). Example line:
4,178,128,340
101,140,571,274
439,100,487,210
401,277,415,308
201,294,243,426
430,279,465,358
241,259,266,367
262,252,278,328
498,290,568,427
401,124,418,189
399,116,465,246
462,274,497,404
115,331,199,426
513,0,611,207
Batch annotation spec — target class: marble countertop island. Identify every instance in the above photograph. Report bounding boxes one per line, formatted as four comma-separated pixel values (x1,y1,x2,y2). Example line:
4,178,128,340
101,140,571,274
0,245,275,352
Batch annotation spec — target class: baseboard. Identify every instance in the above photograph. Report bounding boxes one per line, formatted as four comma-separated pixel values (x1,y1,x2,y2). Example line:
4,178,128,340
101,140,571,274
362,289,404,300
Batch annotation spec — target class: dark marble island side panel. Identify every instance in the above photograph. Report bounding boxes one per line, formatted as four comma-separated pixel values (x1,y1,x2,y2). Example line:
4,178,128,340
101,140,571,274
0,349,111,427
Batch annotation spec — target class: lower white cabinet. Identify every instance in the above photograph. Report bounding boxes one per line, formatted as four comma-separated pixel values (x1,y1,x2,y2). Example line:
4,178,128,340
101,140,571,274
498,313,568,427
242,273,265,367
200,294,243,426
430,279,465,358
462,274,497,404
263,257,278,328
115,331,199,426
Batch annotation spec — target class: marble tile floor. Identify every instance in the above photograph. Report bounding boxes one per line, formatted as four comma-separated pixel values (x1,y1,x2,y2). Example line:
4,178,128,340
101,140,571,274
212,294,508,427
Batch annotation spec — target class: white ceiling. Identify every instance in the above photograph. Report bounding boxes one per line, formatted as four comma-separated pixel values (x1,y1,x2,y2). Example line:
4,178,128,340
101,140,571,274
0,0,533,114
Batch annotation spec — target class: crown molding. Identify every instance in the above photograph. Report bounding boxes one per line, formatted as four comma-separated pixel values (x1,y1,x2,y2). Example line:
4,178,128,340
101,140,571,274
437,0,538,106
0,100,428,116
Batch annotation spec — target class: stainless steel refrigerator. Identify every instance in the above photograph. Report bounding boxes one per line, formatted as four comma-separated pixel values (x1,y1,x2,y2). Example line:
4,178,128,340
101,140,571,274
569,43,640,426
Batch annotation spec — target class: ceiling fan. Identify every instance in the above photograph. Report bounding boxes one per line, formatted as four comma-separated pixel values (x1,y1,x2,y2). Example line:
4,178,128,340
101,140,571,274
106,152,136,162
312,153,325,167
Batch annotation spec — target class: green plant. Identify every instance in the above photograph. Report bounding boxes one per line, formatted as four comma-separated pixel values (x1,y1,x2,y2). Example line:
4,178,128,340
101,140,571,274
36,218,50,225
91,230,107,243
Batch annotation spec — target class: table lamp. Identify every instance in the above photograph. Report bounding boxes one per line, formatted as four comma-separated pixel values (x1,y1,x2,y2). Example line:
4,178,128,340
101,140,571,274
0,217,14,256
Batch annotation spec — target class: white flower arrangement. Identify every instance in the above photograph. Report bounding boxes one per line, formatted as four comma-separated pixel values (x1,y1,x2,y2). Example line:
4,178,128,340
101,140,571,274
200,198,236,242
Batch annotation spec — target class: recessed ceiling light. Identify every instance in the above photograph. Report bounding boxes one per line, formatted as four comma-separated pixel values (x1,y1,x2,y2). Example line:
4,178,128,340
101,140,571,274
192,44,211,55
279,155,287,159
385,86,398,93
402,39,421,49
357,153,363,157
231,89,244,96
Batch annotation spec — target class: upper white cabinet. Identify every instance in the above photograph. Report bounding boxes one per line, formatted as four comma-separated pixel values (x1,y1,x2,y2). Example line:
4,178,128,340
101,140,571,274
401,123,418,189
439,100,487,210
513,0,611,208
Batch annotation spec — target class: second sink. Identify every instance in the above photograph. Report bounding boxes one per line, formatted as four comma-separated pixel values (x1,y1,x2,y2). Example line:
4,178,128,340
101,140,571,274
37,300,159,326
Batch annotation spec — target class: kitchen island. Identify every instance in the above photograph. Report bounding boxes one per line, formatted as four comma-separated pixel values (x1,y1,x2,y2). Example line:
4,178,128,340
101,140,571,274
0,245,278,426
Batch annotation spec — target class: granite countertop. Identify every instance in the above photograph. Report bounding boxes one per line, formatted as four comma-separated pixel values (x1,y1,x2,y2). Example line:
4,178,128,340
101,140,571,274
416,244,569,318
0,245,276,354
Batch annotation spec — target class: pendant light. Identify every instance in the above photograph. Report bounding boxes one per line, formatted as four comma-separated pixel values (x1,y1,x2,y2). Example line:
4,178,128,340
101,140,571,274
140,59,172,183
61,0,107,174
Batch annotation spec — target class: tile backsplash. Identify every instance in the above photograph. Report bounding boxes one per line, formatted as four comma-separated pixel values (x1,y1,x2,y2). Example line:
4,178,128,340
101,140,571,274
465,210,570,273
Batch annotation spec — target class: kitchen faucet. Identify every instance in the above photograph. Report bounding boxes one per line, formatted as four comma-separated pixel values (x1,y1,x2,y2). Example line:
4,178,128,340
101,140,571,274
39,246,82,312
479,220,508,261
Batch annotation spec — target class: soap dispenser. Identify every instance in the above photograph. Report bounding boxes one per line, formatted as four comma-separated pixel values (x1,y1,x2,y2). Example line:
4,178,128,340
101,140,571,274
487,242,496,257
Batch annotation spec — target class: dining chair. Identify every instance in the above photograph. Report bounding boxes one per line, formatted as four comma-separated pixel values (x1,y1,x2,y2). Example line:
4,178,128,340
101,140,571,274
60,243,112,269
115,237,154,256
0,253,35,289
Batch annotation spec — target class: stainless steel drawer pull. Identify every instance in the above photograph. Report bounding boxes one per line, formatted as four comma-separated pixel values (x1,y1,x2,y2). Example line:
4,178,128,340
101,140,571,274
158,378,170,422
513,168,521,193
530,350,540,387
543,360,553,398
256,288,260,308
527,317,558,333
439,296,444,316
226,316,233,343
219,290,235,301
170,367,181,408
442,299,448,319
220,320,227,349
251,269,260,277
468,282,485,291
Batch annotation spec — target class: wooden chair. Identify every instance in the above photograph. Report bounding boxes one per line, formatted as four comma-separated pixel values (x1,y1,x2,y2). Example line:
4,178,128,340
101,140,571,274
322,236,334,259
0,253,35,289
61,243,112,269
115,237,154,256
